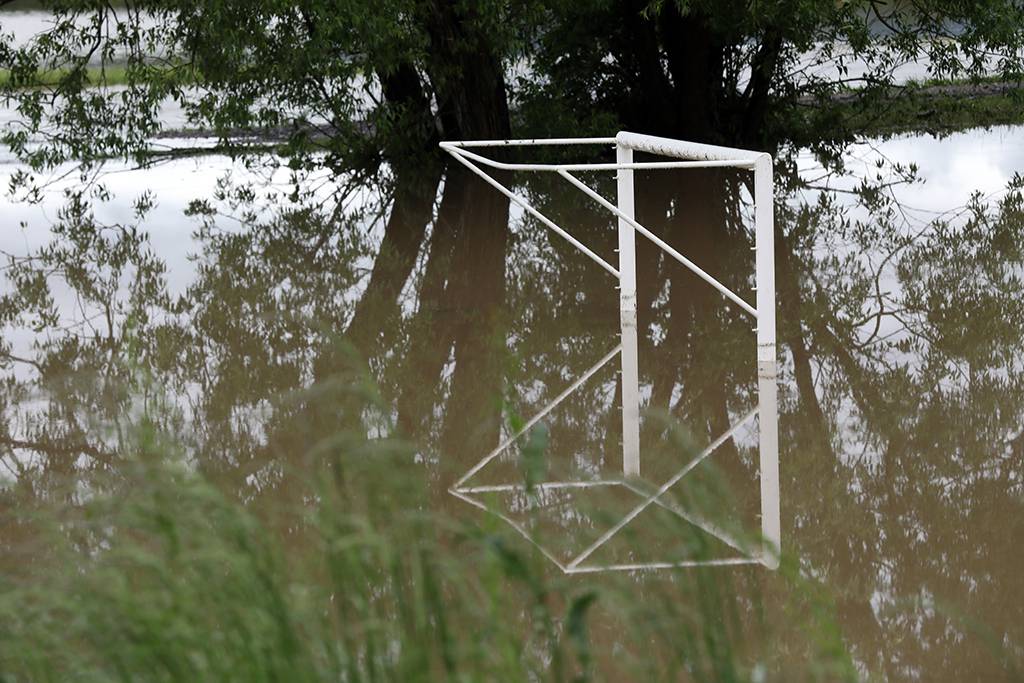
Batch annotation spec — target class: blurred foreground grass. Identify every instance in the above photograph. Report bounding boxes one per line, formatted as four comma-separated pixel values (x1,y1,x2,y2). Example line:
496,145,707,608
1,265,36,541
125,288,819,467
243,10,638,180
0,384,857,683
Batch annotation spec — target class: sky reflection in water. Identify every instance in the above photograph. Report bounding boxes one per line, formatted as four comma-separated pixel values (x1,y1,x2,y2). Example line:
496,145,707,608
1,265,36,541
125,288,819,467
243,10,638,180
1,125,1023,679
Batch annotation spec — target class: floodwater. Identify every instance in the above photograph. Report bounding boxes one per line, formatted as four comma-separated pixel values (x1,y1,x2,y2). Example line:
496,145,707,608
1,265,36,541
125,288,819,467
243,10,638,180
1,124,1024,679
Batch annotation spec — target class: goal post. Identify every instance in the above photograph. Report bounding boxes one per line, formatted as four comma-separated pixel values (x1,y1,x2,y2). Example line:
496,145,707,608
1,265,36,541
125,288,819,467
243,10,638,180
440,131,780,571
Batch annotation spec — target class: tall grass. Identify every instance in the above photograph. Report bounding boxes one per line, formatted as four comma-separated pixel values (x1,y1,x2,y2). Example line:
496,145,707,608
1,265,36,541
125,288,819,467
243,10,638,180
0,395,857,682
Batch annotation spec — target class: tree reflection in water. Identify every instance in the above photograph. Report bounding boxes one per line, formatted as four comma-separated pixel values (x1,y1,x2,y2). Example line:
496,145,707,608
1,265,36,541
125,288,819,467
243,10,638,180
1,152,1023,679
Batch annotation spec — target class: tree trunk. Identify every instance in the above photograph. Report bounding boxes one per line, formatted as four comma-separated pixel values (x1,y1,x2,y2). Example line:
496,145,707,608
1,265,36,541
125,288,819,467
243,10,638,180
377,61,441,166
423,0,511,141
660,7,725,143
740,29,784,146
609,0,677,135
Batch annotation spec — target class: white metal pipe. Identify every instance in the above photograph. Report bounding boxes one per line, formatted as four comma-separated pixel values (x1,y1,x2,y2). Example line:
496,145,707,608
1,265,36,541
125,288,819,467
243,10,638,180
443,137,617,148
442,147,620,279
616,131,762,163
457,481,621,494
557,169,759,319
618,480,750,556
616,145,638,327
754,153,781,569
450,344,622,490
450,489,570,572
442,144,751,172
617,143,641,477
566,407,758,569
619,308,642,477
565,557,761,574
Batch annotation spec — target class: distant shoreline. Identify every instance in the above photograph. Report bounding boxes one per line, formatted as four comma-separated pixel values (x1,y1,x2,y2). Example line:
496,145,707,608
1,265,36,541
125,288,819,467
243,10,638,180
802,78,1024,138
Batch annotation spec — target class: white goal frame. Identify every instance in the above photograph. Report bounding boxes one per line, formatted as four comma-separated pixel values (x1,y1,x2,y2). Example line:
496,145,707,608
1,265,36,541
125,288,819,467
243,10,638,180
440,131,780,572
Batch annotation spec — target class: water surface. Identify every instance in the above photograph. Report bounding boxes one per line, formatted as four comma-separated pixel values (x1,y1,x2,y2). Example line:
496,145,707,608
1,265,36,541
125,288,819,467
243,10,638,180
1,126,1023,679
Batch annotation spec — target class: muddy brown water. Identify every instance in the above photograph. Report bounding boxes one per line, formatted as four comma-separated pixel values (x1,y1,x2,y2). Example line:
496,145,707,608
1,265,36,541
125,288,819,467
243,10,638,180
1,128,1023,679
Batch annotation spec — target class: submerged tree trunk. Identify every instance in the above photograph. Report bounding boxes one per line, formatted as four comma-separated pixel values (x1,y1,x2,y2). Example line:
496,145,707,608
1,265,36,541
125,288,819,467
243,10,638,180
393,164,510,478
306,60,441,451
344,164,442,356
660,7,725,143
347,58,441,358
609,0,677,136
377,62,439,161
394,170,466,441
607,2,782,146
439,166,510,465
423,0,512,142
389,2,513,463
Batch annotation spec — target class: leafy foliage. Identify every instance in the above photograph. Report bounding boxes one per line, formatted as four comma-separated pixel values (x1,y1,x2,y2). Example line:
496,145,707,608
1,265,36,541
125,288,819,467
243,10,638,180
4,0,1024,181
